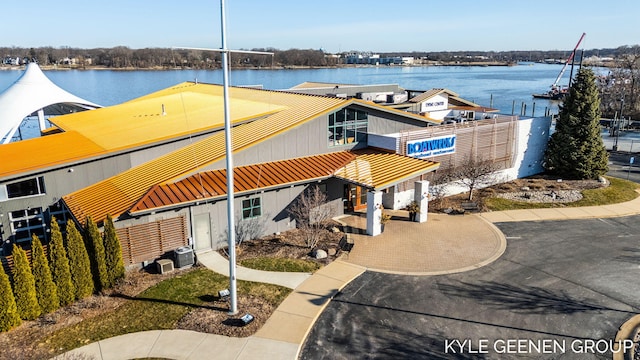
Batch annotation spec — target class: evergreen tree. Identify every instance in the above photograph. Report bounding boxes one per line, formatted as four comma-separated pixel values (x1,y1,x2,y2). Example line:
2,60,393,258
11,244,40,320
544,67,609,179
85,217,108,291
65,221,94,299
48,218,75,306
0,263,21,332
31,235,59,314
103,214,125,288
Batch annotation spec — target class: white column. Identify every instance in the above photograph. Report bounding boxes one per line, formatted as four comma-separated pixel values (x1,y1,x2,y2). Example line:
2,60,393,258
414,181,429,223
366,190,383,236
37,109,46,133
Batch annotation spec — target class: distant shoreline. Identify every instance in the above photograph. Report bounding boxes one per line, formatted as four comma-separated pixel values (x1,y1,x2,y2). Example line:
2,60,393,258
0,61,522,71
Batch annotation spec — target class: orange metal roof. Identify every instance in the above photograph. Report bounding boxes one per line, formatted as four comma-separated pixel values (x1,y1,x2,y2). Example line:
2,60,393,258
50,82,288,152
129,151,357,214
62,86,348,223
0,83,296,180
0,131,106,178
333,149,440,190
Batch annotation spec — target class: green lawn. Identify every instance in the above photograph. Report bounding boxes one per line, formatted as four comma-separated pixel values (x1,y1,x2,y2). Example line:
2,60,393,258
239,257,321,273
484,177,639,211
44,267,291,355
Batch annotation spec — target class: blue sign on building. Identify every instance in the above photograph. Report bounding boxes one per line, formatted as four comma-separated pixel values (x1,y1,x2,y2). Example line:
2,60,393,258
406,135,456,159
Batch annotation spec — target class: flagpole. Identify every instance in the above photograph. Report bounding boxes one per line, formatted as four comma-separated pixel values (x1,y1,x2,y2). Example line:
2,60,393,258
175,2,272,317
219,0,238,315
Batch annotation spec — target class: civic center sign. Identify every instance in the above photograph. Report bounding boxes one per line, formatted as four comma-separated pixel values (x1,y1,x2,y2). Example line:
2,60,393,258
406,135,456,159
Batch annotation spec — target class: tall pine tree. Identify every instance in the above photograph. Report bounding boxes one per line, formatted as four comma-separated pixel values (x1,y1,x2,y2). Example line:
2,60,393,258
103,214,125,288
85,217,108,291
0,263,21,332
11,244,41,320
65,221,94,299
544,67,609,179
31,235,60,314
48,218,75,306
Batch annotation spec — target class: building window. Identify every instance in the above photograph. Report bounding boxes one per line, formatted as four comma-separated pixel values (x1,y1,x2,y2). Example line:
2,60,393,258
328,108,368,147
3,176,46,200
9,207,45,245
47,202,72,235
242,197,262,219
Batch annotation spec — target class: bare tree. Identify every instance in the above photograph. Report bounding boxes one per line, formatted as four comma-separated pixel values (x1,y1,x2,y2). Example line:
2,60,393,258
448,154,500,201
222,214,268,247
428,170,453,209
288,185,334,249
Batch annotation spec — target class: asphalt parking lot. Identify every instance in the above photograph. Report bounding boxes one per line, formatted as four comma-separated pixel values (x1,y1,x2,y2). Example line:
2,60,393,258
300,216,640,359
608,151,640,184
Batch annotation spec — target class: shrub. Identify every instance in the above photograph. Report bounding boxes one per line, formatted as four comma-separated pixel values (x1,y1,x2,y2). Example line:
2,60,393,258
103,215,125,288
0,264,21,332
11,244,41,320
85,217,109,292
65,221,94,299
48,218,75,306
31,235,60,314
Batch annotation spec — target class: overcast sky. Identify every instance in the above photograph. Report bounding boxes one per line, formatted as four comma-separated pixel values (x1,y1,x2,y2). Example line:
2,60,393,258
3,0,638,52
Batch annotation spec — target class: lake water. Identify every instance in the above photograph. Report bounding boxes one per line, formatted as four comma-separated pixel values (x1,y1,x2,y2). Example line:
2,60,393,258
0,63,593,116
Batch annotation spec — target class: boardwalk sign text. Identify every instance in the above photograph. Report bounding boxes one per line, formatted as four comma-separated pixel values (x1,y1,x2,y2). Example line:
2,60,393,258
407,135,456,159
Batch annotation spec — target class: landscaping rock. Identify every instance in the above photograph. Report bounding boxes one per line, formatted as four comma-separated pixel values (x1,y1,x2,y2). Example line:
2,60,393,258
312,249,328,259
327,248,337,256
496,190,583,203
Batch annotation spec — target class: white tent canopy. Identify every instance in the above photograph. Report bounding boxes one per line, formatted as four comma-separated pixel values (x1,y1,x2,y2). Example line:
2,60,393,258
0,63,100,144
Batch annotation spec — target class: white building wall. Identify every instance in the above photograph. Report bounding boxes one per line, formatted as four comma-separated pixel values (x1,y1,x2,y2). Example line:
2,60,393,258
420,94,448,113
426,109,451,120
430,116,552,198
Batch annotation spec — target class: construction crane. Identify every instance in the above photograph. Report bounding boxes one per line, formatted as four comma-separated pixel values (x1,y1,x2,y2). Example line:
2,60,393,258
533,32,586,100
552,32,586,89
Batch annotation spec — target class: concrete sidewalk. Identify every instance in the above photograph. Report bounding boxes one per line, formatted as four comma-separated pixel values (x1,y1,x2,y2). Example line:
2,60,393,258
196,250,311,289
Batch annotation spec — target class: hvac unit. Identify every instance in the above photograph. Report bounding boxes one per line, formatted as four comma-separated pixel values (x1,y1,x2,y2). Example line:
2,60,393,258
174,246,194,268
156,259,174,274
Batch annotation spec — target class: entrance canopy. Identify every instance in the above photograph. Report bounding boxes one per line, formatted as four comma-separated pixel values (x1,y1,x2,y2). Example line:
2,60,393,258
334,149,440,190
0,63,100,144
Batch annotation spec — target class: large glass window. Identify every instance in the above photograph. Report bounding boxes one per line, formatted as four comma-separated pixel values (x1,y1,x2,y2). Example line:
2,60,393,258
328,108,368,147
5,176,46,199
242,197,262,219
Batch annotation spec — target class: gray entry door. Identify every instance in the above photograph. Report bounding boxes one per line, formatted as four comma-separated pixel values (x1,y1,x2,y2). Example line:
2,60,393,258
193,213,211,251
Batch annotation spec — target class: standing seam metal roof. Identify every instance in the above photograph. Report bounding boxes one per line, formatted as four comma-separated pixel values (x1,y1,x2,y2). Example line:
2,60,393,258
129,149,440,215
62,84,348,223
129,151,358,214
333,149,440,190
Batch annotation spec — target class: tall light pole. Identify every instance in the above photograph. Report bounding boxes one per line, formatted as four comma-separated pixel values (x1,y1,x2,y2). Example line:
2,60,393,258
614,92,624,152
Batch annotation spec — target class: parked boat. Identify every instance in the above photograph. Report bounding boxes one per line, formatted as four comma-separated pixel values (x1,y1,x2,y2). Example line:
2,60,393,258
532,86,568,100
